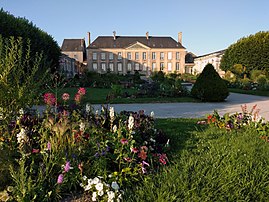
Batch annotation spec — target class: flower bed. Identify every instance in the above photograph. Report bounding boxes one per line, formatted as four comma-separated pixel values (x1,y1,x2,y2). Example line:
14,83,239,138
0,88,169,201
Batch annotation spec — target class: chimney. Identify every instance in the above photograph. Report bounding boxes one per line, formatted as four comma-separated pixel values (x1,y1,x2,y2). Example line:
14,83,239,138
81,39,83,47
178,32,182,44
87,32,91,46
113,31,116,40
146,31,149,40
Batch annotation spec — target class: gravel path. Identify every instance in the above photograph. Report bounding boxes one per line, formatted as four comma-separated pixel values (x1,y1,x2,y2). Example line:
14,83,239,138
34,93,269,120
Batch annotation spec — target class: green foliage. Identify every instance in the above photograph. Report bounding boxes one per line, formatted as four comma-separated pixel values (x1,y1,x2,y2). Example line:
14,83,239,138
0,9,60,70
256,75,269,90
250,70,265,82
191,64,229,101
0,36,48,123
220,31,269,74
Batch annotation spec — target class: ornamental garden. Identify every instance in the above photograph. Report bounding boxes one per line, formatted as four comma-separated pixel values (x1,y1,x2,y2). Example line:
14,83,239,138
1,9,269,202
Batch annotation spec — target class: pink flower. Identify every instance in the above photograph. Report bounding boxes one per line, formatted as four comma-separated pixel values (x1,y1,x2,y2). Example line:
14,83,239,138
47,142,51,151
74,93,81,103
78,87,86,95
57,174,64,184
43,93,56,106
120,138,128,145
64,161,71,173
142,161,149,167
131,147,139,153
158,154,168,165
62,93,70,101
124,157,132,162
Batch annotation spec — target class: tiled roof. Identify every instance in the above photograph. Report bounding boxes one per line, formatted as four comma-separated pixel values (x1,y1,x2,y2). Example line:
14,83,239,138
88,36,185,49
61,39,86,52
195,49,226,59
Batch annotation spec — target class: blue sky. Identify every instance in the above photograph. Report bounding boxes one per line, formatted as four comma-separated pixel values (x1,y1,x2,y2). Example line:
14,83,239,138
1,0,268,55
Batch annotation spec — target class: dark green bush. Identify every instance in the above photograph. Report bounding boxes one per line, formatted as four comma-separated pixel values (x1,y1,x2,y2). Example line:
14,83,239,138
191,64,229,101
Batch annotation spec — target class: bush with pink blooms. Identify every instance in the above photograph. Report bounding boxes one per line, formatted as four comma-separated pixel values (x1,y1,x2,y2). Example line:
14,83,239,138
0,87,170,201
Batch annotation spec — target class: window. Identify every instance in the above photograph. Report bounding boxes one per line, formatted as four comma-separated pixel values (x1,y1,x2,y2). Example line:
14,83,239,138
118,52,122,60
101,63,106,71
142,52,147,60
176,52,180,60
92,63,97,70
152,52,156,60
142,63,147,71
152,62,156,71
176,62,180,71
168,52,172,60
93,52,97,60
109,53,114,60
160,52,164,60
160,62,164,71
74,54,78,60
168,62,172,71
135,52,139,60
101,52,106,60
135,63,140,71
109,63,114,71
118,63,122,71
127,52,132,60
127,63,132,72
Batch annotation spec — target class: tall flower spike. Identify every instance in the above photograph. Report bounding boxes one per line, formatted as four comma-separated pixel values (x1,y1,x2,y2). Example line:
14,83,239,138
109,107,115,122
128,115,134,130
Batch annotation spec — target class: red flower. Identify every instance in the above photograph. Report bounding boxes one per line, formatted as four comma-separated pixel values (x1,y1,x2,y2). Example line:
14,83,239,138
74,93,81,103
131,147,139,153
32,148,40,153
62,93,70,101
138,149,147,160
120,138,128,145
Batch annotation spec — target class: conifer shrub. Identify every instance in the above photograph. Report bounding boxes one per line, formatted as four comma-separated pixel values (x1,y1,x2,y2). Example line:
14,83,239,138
191,64,229,101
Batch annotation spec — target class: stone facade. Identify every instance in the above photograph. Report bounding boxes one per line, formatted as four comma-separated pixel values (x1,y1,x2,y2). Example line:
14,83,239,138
87,32,186,76
59,54,76,78
193,49,226,76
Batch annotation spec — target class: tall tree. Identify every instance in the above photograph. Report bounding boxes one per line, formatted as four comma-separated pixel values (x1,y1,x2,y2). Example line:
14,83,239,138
220,31,269,76
0,8,60,70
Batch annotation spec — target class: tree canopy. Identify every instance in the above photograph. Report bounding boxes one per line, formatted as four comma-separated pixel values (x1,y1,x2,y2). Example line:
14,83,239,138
220,31,269,75
0,8,60,70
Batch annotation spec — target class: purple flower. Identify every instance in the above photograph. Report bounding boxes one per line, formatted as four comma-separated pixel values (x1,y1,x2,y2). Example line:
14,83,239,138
142,161,150,167
57,174,64,184
64,161,71,173
94,152,100,158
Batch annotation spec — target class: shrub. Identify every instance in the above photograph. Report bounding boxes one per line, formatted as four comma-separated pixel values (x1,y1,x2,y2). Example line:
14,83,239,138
239,78,252,90
256,75,268,90
191,64,229,101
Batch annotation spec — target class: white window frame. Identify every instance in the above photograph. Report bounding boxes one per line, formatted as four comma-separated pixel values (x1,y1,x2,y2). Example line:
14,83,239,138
152,62,156,71
176,52,180,60
127,52,132,60
160,52,164,60
92,63,97,70
168,62,172,71
109,52,114,60
135,63,140,71
109,63,114,71
142,63,147,71
101,63,106,71
142,52,147,60
101,52,106,60
176,62,180,71
93,52,97,60
152,52,156,60
118,52,122,60
135,52,139,60
118,63,122,71
160,62,164,71
168,52,172,60
127,63,132,71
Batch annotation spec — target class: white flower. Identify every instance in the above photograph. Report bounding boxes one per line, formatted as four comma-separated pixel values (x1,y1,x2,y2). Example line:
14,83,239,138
98,190,104,196
84,184,91,191
92,192,97,201
109,107,115,121
95,110,99,115
92,177,100,184
79,122,85,132
95,182,104,191
88,178,93,185
150,138,156,143
16,128,28,144
82,175,87,181
150,111,154,117
113,125,117,133
107,191,115,200
128,115,134,130
19,108,24,115
111,181,120,190
85,104,91,114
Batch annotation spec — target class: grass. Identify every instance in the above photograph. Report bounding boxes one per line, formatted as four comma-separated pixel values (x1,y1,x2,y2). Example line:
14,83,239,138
43,87,198,104
125,119,269,201
229,88,269,97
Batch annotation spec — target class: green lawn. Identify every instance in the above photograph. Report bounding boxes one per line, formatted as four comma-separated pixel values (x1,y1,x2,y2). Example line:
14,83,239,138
229,88,269,96
43,87,198,104
125,118,269,201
